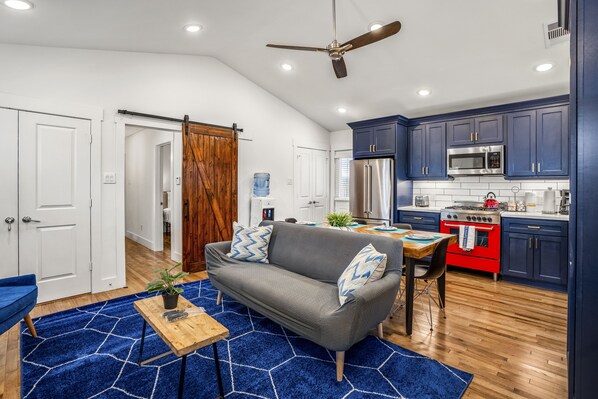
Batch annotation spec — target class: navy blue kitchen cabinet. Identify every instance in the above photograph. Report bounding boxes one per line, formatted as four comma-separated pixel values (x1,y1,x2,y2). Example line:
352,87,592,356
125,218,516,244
501,217,568,290
352,123,396,158
407,122,446,179
507,106,569,178
398,211,440,232
447,115,503,147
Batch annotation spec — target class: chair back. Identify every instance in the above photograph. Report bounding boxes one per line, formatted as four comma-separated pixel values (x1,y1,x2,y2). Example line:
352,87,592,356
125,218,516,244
393,223,412,230
418,237,450,280
284,218,297,223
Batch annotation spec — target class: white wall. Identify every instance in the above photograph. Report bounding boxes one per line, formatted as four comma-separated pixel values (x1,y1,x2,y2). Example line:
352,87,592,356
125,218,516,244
125,128,172,251
161,144,172,193
0,43,330,291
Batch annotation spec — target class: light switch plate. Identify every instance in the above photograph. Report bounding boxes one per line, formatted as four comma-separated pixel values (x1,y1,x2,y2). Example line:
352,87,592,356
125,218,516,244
175,176,181,185
103,172,116,184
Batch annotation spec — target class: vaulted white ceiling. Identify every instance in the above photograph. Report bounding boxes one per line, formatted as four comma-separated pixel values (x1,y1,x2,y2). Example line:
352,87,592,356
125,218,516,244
0,0,569,131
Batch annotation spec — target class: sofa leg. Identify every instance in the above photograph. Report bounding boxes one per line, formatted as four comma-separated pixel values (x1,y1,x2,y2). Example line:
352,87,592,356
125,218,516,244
377,322,384,339
23,314,37,338
216,290,223,305
336,351,345,382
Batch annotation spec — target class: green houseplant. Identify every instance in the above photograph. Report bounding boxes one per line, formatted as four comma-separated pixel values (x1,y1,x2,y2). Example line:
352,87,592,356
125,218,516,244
146,264,189,309
326,211,354,229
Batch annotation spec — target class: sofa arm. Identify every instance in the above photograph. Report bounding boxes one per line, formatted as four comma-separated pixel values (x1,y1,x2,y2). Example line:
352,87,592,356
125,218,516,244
0,274,37,287
205,241,232,271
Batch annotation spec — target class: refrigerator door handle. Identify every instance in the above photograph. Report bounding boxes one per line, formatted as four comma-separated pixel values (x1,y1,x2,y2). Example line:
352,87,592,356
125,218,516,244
363,164,369,214
368,165,373,213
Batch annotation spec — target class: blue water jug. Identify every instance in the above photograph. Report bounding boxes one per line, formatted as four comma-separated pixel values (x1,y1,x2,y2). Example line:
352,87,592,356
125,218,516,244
253,173,270,197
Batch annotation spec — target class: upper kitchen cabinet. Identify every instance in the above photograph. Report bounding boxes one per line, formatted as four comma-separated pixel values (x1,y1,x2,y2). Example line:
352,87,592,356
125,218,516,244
447,115,504,147
507,105,569,178
351,123,396,158
408,122,447,180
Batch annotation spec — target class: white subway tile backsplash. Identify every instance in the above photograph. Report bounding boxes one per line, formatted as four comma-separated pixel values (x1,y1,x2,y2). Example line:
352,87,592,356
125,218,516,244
413,178,570,208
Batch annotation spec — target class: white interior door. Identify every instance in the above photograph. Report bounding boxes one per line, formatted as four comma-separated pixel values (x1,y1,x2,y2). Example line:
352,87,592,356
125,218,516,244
19,112,92,302
0,108,19,278
294,147,329,222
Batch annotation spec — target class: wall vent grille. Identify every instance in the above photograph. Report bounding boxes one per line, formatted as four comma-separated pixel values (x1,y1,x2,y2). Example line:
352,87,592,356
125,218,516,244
544,22,570,48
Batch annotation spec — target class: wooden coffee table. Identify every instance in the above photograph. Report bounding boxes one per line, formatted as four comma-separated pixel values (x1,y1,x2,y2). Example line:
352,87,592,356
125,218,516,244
134,295,229,399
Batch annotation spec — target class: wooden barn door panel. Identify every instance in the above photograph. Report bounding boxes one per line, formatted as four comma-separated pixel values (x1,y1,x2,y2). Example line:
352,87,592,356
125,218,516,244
183,123,237,272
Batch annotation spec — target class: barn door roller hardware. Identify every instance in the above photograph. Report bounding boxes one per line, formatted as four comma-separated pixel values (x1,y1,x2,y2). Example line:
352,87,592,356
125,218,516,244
117,110,243,136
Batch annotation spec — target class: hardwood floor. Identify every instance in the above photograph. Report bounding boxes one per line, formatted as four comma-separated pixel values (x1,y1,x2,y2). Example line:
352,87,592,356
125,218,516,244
0,243,567,399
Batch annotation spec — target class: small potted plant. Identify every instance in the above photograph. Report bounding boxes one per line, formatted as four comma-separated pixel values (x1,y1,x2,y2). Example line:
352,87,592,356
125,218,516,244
146,264,189,309
325,211,354,230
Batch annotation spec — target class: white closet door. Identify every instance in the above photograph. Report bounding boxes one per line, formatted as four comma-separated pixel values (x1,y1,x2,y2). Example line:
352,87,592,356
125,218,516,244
0,108,19,278
294,147,313,221
294,147,329,222
19,112,92,302
311,149,329,222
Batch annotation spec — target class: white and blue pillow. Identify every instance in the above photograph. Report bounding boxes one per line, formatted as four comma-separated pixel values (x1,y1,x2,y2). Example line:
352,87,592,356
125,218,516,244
227,222,273,263
337,244,387,306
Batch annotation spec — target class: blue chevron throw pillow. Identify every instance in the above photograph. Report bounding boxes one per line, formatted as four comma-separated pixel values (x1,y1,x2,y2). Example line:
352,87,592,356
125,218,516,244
227,222,273,263
337,244,387,306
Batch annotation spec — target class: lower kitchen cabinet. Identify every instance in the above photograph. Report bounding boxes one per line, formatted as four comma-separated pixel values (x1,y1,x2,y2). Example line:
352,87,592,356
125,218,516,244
501,218,568,290
398,211,440,232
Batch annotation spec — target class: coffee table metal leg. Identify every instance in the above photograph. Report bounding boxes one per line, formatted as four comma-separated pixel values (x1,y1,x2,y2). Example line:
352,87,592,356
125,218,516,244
138,319,147,365
213,343,225,399
178,354,187,399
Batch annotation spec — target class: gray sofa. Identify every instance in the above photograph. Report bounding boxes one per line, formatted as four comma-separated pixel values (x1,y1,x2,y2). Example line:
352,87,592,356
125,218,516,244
205,221,402,381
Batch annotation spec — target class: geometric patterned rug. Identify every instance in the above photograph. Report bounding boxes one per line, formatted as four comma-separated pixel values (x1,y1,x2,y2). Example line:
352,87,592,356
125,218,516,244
21,279,473,398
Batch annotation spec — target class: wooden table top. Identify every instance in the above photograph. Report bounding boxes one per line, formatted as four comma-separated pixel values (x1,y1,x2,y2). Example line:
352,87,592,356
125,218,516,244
351,226,457,259
134,295,229,357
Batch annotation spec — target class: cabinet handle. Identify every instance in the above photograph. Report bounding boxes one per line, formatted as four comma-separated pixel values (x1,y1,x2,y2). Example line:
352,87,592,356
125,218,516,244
535,237,539,249
475,132,479,141
421,166,425,175
369,144,372,152
531,163,535,173
529,237,532,249
470,132,474,142
527,226,541,229
413,217,423,220
373,144,376,152
537,163,541,173
426,166,429,175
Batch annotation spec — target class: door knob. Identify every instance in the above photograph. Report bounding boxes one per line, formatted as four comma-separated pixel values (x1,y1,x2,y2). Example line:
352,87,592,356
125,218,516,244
22,216,41,223
5,217,15,231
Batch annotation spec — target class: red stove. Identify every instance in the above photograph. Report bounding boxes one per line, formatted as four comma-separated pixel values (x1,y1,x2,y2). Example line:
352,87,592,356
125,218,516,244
440,203,501,281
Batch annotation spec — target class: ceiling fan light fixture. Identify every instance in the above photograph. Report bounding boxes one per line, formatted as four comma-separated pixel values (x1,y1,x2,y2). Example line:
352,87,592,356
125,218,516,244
3,0,33,10
184,24,202,33
337,107,348,114
417,89,431,97
535,63,554,72
280,63,294,71
369,23,383,31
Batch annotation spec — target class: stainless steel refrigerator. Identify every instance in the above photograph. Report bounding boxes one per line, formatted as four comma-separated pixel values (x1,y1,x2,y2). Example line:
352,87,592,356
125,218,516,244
350,158,394,225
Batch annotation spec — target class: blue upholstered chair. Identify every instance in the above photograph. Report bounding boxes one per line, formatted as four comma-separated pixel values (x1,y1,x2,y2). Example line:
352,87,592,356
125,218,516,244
0,274,38,337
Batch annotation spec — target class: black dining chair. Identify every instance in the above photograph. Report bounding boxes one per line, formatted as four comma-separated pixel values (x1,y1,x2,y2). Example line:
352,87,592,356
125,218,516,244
284,218,297,223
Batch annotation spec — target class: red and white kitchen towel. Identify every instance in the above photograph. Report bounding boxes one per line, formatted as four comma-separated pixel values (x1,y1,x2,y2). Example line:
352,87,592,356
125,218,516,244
459,225,476,251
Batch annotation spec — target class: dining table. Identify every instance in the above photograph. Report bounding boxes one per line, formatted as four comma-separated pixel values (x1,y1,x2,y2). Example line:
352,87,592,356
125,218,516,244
350,225,458,336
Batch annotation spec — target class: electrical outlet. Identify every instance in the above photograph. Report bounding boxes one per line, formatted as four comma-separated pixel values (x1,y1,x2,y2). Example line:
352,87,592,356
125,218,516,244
103,172,116,184
287,178,293,185
175,176,181,185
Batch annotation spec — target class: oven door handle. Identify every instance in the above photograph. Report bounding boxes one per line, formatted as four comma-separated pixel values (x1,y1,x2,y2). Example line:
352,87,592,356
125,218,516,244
443,223,495,231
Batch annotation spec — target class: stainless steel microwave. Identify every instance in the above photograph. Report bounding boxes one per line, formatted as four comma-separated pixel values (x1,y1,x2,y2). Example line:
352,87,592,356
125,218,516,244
447,145,504,176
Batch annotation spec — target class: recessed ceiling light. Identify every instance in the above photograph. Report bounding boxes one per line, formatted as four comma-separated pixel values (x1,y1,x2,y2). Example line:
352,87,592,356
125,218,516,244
535,63,554,72
281,63,293,71
369,23,383,31
417,89,431,97
184,24,202,33
3,0,33,10
337,107,348,114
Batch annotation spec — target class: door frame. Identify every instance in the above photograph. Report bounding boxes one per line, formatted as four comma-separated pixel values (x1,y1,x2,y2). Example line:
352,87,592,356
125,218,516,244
292,139,330,221
0,92,102,294
155,141,174,255
115,115,183,282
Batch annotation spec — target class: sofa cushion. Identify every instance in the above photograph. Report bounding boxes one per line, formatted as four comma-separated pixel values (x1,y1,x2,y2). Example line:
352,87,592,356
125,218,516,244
261,221,403,284
227,222,273,263
337,244,387,305
0,285,37,321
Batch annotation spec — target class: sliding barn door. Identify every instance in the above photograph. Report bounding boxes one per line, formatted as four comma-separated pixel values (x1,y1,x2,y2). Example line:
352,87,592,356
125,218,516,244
182,123,238,272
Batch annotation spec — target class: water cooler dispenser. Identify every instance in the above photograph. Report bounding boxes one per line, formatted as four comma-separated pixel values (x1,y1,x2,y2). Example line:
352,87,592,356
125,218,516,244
250,197,276,227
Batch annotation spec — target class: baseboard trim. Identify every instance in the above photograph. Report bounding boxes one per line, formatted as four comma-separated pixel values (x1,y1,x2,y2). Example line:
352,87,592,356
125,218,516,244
125,231,156,251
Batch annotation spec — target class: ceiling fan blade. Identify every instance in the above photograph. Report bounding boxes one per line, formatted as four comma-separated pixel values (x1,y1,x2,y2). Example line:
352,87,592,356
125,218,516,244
342,21,402,51
266,44,328,52
332,58,348,79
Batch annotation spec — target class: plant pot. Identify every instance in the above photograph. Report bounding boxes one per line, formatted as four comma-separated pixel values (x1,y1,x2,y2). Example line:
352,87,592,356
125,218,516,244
162,292,180,310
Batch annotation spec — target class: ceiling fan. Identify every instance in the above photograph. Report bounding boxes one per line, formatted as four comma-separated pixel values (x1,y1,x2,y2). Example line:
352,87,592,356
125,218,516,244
266,0,401,79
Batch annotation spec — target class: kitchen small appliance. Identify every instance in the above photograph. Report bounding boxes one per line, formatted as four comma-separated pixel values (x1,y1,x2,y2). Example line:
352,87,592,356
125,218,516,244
559,189,571,215
483,192,499,209
542,187,557,214
414,195,430,207
447,145,504,176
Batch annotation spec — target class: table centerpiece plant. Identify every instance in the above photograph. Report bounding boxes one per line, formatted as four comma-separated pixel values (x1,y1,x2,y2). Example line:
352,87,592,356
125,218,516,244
146,263,189,309
325,211,354,231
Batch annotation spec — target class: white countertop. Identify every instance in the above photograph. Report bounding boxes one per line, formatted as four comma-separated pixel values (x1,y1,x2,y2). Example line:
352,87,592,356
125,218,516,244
501,211,569,221
397,206,442,213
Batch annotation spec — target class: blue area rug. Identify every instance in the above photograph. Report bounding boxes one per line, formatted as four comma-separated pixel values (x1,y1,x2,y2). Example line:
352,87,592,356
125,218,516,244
21,279,473,398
